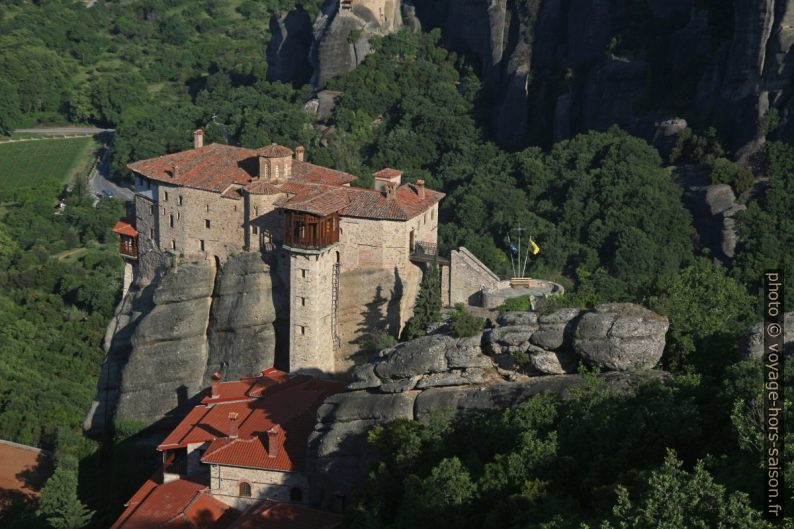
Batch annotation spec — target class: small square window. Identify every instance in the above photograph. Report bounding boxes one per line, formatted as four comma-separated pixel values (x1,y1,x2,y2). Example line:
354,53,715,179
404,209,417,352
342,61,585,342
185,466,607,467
252,226,258,234
178,195,183,206
200,239,205,251
164,191,169,201
171,240,176,250
205,219,211,229
300,269,307,278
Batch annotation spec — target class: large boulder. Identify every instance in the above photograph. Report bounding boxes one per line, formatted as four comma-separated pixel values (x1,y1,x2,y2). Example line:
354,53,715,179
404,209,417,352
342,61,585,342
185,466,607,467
573,303,669,371
530,308,582,350
740,312,794,360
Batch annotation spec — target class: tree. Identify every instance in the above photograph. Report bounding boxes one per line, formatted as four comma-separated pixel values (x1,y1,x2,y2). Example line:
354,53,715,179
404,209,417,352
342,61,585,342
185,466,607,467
0,78,21,134
401,264,441,340
649,258,755,371
598,450,767,529
449,303,484,338
37,465,94,529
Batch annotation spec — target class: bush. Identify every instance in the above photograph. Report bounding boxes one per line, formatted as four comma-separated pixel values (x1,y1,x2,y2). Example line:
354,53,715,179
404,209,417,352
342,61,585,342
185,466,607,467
365,329,397,352
449,303,484,338
499,295,532,312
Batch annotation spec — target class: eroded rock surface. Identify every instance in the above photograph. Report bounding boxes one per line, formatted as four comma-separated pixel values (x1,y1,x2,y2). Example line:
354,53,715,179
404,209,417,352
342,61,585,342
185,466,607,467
740,312,794,359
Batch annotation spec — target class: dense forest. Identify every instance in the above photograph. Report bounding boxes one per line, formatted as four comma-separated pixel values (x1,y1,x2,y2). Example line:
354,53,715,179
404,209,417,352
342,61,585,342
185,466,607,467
0,0,792,527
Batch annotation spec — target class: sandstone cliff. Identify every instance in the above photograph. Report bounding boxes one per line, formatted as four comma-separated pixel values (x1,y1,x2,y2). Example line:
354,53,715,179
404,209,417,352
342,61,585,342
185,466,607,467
85,254,282,433
306,303,669,508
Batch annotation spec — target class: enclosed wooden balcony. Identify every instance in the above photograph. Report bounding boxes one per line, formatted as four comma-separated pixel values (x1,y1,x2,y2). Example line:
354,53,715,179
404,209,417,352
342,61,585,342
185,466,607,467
284,211,339,250
112,219,139,259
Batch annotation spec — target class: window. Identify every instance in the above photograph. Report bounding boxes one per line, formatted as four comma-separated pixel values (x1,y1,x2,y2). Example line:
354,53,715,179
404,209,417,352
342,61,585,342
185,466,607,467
254,206,259,216
234,205,237,212
177,212,180,220
164,191,169,202
275,165,280,179
169,214,174,228
205,204,210,213
205,219,211,229
238,482,251,497
200,240,205,251
296,325,306,335
297,296,306,306
290,487,303,503
150,229,154,239
178,195,183,206
151,204,155,215
252,226,258,234
300,269,307,278
171,240,176,250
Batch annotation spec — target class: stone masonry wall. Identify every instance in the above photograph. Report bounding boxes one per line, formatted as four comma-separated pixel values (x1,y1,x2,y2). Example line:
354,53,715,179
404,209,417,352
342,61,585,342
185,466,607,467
289,247,337,374
450,247,500,306
210,464,308,510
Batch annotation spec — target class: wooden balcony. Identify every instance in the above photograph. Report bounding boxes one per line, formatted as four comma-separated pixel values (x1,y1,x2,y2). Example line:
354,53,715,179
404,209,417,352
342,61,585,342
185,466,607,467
410,241,449,265
284,211,339,251
112,219,139,259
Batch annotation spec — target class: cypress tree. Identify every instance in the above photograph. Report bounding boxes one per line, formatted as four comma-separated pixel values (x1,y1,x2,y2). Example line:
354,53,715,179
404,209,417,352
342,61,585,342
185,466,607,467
401,263,442,341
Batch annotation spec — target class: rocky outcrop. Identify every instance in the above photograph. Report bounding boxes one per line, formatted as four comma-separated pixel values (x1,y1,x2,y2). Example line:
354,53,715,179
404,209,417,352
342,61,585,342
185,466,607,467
267,8,314,85
205,253,281,384
485,304,668,375
675,166,746,261
740,312,794,359
85,254,281,432
307,364,666,509
310,0,404,87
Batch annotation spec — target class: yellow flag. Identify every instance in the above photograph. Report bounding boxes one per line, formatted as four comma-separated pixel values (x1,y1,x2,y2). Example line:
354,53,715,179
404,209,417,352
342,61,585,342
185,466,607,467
530,239,540,255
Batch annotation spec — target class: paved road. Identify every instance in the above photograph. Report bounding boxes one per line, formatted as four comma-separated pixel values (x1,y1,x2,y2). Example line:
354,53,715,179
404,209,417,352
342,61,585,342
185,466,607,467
90,146,134,204
14,127,114,135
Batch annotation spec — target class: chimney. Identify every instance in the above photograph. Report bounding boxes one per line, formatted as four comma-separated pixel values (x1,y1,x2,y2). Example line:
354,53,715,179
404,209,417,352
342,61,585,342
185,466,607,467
295,145,305,162
385,181,397,199
416,179,426,199
373,168,402,193
266,427,279,458
228,412,239,438
210,372,222,399
193,129,204,149
171,164,180,179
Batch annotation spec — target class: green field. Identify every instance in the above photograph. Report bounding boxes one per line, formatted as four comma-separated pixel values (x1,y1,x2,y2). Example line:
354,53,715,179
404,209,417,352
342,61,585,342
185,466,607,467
0,137,97,203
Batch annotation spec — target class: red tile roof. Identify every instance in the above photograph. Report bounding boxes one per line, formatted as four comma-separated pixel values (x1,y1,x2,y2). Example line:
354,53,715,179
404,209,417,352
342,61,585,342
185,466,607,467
112,219,139,237
373,168,402,179
127,145,356,193
158,371,344,473
257,144,293,158
228,501,343,529
283,183,444,221
127,143,442,221
111,475,236,529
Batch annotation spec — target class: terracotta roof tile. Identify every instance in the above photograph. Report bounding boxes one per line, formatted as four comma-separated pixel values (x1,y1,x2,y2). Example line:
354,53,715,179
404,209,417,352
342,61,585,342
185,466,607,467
228,501,343,529
256,144,293,158
112,219,139,237
373,168,402,179
111,476,235,529
158,372,344,473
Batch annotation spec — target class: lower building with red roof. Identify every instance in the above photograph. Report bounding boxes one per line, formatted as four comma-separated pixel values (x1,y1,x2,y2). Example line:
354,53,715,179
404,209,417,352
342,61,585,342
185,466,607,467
112,369,345,529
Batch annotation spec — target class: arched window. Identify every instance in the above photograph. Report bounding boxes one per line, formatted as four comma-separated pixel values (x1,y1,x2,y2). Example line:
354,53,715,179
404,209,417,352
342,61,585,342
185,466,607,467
290,487,303,503
238,482,251,497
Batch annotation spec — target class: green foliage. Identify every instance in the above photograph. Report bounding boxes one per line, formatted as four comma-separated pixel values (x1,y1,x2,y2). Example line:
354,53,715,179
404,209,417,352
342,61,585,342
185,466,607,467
364,328,398,353
401,264,442,340
732,141,794,303
669,127,725,165
598,450,766,529
499,294,532,312
448,303,484,338
649,258,755,371
38,465,94,529
707,157,755,195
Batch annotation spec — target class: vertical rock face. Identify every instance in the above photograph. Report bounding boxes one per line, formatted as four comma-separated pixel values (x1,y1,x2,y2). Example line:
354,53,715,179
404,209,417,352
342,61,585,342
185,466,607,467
86,254,281,432
205,253,280,384
115,261,216,425
267,8,314,85
310,0,404,88
428,0,794,153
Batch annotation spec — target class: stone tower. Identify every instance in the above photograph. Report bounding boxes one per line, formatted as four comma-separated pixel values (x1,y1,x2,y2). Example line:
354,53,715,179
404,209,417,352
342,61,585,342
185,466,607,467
287,246,340,374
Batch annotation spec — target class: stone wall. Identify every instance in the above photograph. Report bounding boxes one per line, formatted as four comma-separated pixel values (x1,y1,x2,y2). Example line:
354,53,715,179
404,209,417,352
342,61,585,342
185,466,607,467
289,247,337,374
210,464,308,509
449,247,500,305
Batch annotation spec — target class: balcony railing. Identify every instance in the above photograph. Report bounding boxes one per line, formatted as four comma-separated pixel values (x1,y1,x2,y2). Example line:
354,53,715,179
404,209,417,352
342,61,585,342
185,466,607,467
410,241,449,264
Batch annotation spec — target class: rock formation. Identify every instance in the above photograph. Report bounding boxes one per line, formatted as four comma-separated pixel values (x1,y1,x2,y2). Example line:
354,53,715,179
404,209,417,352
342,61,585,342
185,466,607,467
740,311,794,359
85,254,282,433
675,166,746,261
310,0,404,87
306,303,669,508
267,7,314,85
